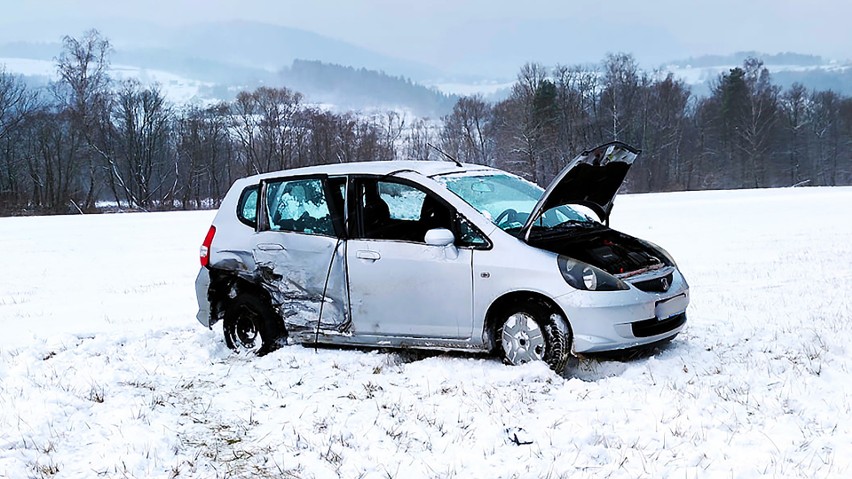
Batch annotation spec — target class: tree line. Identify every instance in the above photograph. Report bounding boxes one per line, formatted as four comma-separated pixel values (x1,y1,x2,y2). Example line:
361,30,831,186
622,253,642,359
440,56,852,192
1,31,851,215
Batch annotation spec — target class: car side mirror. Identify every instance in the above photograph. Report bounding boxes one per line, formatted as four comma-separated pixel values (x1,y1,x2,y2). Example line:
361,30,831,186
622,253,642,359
424,228,455,247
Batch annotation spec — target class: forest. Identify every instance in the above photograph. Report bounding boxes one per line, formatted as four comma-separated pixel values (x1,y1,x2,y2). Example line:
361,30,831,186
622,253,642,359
1,30,850,215
280,59,458,116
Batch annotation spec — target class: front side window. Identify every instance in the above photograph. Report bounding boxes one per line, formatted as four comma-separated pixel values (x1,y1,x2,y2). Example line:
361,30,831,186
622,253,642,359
264,178,334,236
356,178,453,242
379,182,426,221
458,216,489,247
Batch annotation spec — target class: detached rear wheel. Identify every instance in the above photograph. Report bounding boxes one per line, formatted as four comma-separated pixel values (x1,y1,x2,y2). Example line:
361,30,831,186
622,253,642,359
498,302,571,372
223,294,287,356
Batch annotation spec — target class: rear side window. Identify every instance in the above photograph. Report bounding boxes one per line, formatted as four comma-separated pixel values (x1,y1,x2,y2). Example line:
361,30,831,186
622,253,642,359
265,178,335,236
237,185,259,228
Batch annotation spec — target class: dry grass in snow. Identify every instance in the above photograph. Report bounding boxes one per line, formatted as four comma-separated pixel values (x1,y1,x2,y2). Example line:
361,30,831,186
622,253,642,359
1,187,851,478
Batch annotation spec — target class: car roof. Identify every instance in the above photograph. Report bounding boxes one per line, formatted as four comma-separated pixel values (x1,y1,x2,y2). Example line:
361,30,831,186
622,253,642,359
240,160,497,183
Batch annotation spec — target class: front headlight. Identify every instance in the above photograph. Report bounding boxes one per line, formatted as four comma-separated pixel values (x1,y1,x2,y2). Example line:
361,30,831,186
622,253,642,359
558,256,630,291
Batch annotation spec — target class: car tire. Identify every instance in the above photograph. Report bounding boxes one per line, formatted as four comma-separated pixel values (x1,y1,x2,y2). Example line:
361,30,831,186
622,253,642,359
498,302,571,372
223,294,287,356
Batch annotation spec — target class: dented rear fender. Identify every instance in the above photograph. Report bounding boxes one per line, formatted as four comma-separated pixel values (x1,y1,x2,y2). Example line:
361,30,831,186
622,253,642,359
209,250,258,275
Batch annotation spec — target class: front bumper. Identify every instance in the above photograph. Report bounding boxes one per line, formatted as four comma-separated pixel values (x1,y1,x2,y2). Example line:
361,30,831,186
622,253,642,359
555,269,690,354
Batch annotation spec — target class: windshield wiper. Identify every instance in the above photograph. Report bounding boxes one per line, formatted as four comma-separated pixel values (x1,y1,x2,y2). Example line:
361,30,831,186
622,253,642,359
551,219,597,229
525,220,600,240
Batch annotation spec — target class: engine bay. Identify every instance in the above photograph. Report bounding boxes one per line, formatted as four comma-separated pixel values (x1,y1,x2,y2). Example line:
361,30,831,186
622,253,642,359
528,226,667,275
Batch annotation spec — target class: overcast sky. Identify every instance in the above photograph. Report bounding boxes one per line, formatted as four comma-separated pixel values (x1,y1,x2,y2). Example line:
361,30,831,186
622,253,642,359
2,0,850,74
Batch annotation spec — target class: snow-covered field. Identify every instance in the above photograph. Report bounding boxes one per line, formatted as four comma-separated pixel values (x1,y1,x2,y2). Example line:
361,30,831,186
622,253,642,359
1,187,851,478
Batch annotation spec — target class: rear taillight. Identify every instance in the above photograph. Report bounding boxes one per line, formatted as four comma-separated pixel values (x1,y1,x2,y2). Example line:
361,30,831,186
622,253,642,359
200,225,216,267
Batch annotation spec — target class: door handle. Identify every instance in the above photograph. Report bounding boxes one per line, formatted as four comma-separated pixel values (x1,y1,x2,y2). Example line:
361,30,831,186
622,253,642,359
356,250,381,261
257,243,285,251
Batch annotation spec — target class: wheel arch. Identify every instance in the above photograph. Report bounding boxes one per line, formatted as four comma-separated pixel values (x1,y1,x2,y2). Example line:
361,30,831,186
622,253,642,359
207,267,275,327
482,291,572,352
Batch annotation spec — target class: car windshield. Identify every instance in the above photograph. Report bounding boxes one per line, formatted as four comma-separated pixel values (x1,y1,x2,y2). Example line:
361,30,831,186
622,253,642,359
438,172,595,233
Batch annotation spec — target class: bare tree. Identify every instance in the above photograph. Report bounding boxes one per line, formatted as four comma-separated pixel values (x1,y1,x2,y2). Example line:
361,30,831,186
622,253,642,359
491,62,558,184
552,64,601,155
737,58,780,188
809,90,842,185
307,108,345,164
111,79,173,208
780,83,810,185
229,86,303,175
600,53,643,144
54,29,113,209
406,117,435,160
639,73,691,190
441,95,493,165
378,110,406,159
175,103,233,208
839,98,852,185
0,68,38,210
22,108,87,210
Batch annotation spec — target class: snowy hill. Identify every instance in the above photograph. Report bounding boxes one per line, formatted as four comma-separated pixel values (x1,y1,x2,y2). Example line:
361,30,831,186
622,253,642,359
0,20,454,112
661,52,852,96
0,20,443,82
0,56,215,104
1,186,851,477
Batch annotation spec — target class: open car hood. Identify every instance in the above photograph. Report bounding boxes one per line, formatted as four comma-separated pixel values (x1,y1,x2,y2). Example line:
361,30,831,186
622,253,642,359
520,142,640,241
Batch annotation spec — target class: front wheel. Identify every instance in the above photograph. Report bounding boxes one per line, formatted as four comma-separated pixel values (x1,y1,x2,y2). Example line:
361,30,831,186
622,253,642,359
223,294,287,356
498,303,571,372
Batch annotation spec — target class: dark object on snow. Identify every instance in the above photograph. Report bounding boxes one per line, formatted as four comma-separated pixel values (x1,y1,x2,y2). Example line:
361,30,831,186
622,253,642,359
505,427,533,446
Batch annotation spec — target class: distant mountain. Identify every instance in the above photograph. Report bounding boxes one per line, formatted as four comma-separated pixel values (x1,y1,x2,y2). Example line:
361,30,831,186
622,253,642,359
0,41,273,86
0,19,446,83
159,21,444,81
0,32,458,115
282,60,458,117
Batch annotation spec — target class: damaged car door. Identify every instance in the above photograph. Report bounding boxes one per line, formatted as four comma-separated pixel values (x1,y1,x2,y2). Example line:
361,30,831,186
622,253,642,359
346,177,473,339
252,175,348,334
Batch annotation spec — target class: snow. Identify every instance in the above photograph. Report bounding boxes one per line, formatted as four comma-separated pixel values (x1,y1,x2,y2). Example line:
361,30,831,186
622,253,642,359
109,64,213,105
0,57,55,77
2,186,852,478
0,57,211,104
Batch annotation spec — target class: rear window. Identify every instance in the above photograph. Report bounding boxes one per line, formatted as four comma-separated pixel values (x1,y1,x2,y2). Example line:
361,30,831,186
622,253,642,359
237,185,259,228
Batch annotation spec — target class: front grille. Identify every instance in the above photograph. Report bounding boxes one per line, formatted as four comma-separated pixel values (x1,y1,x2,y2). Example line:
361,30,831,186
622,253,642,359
630,272,673,293
631,313,686,338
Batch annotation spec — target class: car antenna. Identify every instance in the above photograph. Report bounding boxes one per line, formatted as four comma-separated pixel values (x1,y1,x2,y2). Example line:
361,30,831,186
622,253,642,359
427,143,463,167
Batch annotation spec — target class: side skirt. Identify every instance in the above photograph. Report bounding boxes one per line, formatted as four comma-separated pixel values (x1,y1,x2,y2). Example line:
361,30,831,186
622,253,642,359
289,330,489,353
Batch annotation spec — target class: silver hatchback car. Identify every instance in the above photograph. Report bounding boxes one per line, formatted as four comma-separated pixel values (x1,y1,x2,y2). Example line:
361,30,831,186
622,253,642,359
195,142,688,371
